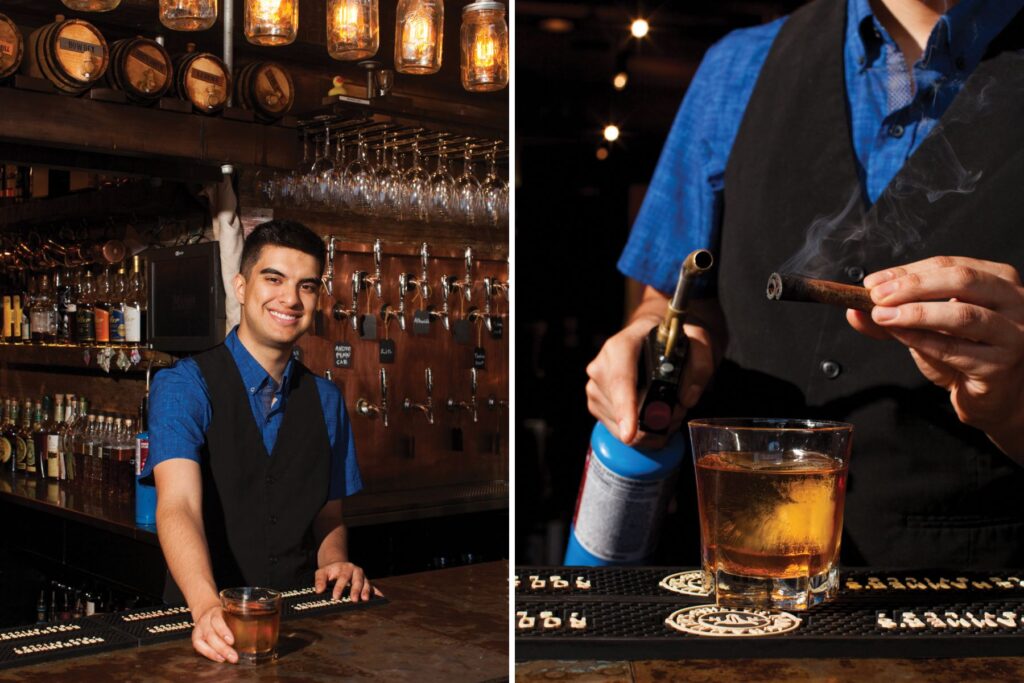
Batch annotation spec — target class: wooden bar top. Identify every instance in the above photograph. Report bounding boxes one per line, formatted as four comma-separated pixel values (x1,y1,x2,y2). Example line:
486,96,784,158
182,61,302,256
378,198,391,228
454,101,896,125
517,658,1024,682
0,561,510,682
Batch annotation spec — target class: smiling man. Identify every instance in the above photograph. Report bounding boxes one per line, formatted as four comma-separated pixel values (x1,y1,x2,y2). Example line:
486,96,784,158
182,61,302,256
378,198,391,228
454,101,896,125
143,220,376,664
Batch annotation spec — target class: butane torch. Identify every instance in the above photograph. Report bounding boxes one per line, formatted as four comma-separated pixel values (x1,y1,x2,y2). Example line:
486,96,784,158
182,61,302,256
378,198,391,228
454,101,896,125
637,249,715,434
565,249,714,567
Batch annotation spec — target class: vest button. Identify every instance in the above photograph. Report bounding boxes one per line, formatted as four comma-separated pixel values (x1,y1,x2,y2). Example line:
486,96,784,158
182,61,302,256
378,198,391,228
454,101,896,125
268,555,278,565
269,515,278,525
846,266,865,282
265,475,275,485
820,360,842,379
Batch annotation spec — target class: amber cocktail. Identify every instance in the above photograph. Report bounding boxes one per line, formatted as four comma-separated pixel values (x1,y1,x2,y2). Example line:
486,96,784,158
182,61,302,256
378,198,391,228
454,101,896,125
689,418,852,610
220,587,282,664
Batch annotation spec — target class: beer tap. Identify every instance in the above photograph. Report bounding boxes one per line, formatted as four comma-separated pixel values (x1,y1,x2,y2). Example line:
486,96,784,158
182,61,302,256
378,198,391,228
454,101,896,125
338,270,365,331
397,272,415,332
356,368,389,427
364,238,384,301
483,276,509,335
439,274,459,331
323,236,336,297
446,368,479,424
403,368,434,424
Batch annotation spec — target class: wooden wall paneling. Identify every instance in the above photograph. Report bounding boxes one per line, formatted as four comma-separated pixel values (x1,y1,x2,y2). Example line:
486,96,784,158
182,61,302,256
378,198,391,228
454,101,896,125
0,364,145,417
295,240,509,496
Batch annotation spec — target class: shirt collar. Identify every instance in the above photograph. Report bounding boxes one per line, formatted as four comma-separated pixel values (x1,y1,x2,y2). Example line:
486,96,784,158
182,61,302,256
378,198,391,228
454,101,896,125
847,0,1023,72
224,326,293,396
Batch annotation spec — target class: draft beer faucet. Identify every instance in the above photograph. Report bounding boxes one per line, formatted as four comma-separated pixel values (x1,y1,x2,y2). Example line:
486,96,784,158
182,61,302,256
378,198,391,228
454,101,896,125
403,368,434,424
446,368,479,424
356,368,389,427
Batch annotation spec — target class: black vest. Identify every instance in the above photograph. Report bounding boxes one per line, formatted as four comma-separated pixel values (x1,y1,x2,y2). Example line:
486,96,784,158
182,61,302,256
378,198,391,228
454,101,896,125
164,344,331,602
714,0,1024,568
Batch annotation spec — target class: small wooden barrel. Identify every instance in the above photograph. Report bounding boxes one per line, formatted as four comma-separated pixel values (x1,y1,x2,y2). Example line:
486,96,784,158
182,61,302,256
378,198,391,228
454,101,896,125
106,37,172,103
173,45,230,114
235,61,294,122
23,16,109,95
0,13,24,81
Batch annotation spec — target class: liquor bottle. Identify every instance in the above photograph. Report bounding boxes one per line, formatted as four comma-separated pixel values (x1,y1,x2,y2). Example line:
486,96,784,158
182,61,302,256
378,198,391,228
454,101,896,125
77,270,96,344
15,399,33,474
32,274,57,343
82,414,99,489
46,396,62,480
118,418,135,502
100,415,116,495
11,294,23,344
35,590,47,625
61,395,78,482
56,269,74,344
109,265,127,344
125,256,144,345
71,401,90,485
93,268,111,344
20,291,31,343
2,295,11,343
29,398,49,477
0,400,13,472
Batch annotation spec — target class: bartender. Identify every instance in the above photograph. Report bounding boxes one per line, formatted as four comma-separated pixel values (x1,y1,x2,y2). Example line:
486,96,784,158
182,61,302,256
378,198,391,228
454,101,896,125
144,220,377,664
587,0,1024,568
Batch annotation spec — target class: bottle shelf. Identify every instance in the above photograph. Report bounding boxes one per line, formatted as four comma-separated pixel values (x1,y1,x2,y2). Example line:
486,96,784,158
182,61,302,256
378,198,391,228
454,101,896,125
0,343,175,374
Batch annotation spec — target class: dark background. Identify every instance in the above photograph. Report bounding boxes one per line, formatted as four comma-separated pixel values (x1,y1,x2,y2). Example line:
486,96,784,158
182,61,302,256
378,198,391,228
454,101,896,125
515,0,804,565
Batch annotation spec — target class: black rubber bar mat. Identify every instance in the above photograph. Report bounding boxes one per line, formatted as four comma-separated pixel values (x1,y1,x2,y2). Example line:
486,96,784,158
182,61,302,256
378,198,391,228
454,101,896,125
0,619,137,670
515,566,1024,660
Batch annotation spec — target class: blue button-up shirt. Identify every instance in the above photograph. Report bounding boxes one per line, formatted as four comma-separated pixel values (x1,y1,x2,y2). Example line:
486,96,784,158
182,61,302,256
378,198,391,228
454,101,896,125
618,0,1023,295
143,328,362,500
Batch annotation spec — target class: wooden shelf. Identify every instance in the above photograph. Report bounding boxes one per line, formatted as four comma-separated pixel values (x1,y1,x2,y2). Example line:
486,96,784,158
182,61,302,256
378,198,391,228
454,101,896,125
0,343,175,374
0,87,299,176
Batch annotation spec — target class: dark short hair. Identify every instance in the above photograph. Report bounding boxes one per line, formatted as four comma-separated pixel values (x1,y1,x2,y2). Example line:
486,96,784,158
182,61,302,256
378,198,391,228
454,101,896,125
239,220,325,277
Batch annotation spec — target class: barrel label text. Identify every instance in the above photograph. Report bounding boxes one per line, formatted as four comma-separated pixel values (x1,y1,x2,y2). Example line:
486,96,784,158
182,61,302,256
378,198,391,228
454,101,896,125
0,41,13,57
58,37,101,55
129,48,166,72
190,67,224,87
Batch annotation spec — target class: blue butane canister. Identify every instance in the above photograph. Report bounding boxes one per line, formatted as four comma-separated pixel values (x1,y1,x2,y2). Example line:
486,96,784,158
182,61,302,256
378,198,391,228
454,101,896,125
564,422,686,566
134,430,156,526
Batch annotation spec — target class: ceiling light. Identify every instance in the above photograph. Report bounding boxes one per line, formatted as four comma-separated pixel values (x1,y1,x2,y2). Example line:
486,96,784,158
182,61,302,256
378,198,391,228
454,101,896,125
539,17,573,34
603,125,620,142
612,71,628,90
630,18,649,39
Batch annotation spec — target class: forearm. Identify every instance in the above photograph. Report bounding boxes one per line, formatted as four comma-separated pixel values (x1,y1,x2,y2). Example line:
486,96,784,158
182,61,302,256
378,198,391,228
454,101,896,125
156,501,219,616
313,499,349,567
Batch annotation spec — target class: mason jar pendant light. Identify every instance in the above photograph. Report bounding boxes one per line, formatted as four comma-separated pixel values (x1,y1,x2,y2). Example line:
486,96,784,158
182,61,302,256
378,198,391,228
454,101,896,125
394,0,443,75
159,0,217,31
460,1,508,92
327,0,379,60
61,0,121,11
244,0,298,46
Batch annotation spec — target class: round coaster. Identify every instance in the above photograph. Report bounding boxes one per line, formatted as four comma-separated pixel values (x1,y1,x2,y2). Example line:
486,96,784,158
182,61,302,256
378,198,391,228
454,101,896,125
664,604,802,637
658,570,712,597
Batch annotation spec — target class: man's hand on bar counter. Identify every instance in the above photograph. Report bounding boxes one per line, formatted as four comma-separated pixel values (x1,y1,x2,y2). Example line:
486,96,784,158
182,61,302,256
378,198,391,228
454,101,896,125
191,601,239,665
847,255,1024,462
315,561,381,602
586,286,725,449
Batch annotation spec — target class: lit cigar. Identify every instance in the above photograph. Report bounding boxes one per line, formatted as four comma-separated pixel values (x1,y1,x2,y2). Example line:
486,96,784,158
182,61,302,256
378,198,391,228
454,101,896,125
766,272,873,313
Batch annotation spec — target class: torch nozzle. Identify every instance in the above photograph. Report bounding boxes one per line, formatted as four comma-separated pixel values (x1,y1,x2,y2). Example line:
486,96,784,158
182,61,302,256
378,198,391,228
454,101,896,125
658,249,714,355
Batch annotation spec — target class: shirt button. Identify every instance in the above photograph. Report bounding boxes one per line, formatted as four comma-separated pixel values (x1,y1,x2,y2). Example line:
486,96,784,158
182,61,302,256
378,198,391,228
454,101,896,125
846,266,866,282
857,55,866,66
820,360,842,379
250,387,256,393
268,555,278,565
889,124,904,138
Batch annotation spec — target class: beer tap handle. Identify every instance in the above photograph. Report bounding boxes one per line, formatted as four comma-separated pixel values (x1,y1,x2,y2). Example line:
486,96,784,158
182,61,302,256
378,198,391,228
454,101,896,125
398,272,416,331
425,367,433,399
351,271,366,331
373,239,383,300
325,237,336,297
463,247,474,302
470,368,478,423
418,242,432,300
380,368,389,427
440,275,456,331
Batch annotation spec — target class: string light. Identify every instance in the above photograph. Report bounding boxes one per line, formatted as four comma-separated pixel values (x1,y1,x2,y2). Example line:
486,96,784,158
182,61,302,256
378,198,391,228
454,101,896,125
612,71,628,90
603,125,620,142
630,18,649,38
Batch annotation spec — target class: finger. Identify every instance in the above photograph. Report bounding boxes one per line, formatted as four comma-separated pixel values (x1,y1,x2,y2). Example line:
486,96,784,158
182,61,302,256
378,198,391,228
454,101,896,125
908,347,958,389
346,570,365,602
586,380,633,442
372,586,384,597
202,628,238,664
680,324,715,408
872,301,1018,346
846,308,892,340
865,256,1022,288
361,579,372,601
315,568,327,593
333,568,356,601
869,265,1020,310
193,636,226,663
885,327,1004,375
210,612,235,647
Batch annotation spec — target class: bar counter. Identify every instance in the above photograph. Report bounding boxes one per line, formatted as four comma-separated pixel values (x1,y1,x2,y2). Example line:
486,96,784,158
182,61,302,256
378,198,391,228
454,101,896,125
0,561,509,682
